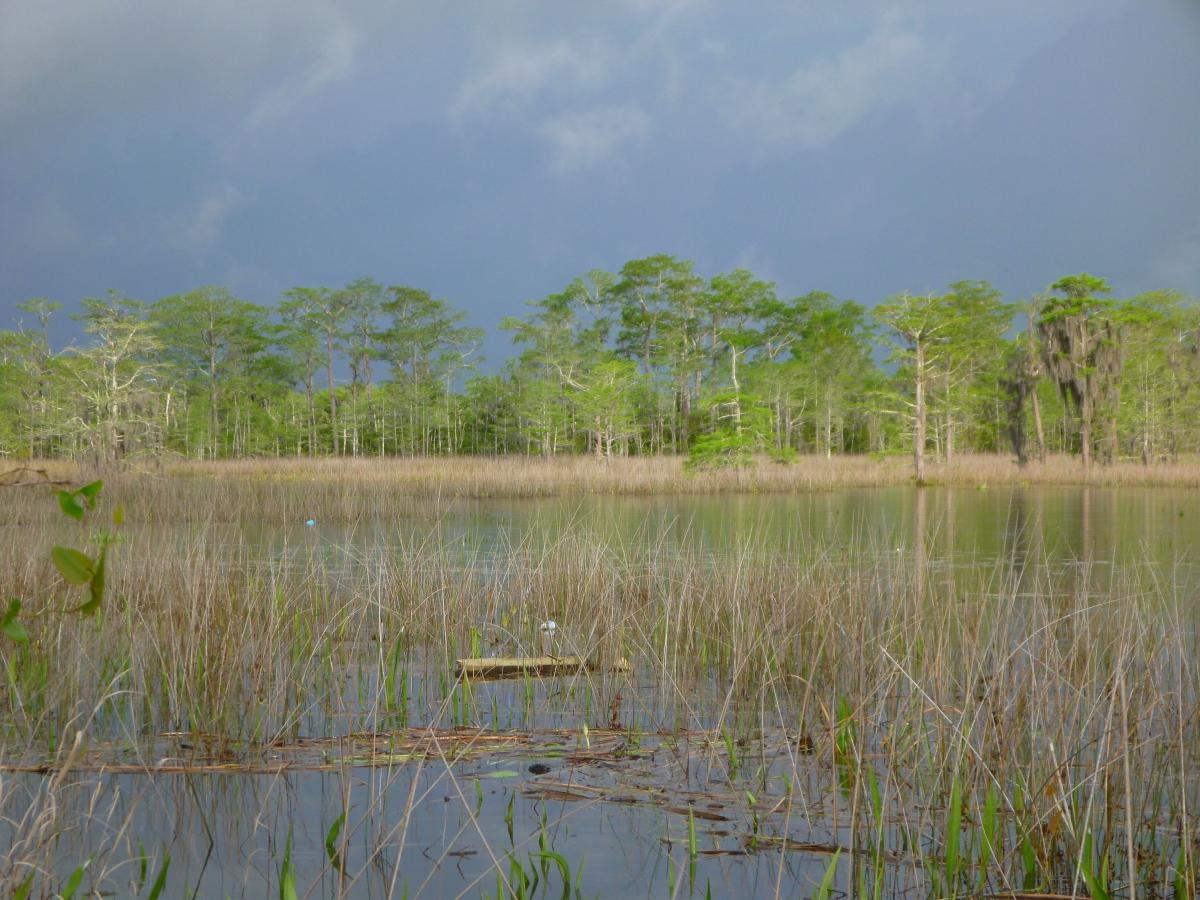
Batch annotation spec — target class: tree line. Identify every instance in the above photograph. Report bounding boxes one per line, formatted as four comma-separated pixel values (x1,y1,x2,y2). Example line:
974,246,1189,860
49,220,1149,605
1,257,1197,475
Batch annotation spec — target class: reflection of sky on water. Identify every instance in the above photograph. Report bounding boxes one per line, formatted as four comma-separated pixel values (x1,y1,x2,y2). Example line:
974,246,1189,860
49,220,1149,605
175,485,1200,592
17,734,904,898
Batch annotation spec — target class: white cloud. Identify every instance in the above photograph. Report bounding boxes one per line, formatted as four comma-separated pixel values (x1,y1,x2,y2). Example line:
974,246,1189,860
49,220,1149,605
732,14,933,150
243,11,355,129
733,245,776,284
176,185,243,257
452,39,613,119
539,106,650,172
248,12,359,129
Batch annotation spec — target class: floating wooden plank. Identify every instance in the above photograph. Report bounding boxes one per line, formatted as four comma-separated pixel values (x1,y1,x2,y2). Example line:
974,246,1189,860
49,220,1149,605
455,655,631,679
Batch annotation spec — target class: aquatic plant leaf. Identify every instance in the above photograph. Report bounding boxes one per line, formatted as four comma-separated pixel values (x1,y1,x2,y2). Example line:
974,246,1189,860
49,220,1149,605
1,599,27,643
137,842,148,889
1077,831,1111,900
57,490,84,520
77,480,103,506
61,857,91,898
531,850,571,900
486,769,521,778
1174,845,1190,898
52,546,93,585
325,814,345,873
87,546,106,612
146,854,170,900
68,546,106,616
945,775,963,892
280,829,298,900
815,848,840,900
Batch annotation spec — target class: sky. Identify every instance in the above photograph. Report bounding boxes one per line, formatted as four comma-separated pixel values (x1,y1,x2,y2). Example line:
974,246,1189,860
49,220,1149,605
2,0,1198,367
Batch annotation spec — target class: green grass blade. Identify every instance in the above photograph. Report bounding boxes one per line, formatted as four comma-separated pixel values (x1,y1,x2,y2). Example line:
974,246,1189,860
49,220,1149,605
146,854,170,900
945,774,963,895
325,813,345,873
814,848,840,900
280,829,298,900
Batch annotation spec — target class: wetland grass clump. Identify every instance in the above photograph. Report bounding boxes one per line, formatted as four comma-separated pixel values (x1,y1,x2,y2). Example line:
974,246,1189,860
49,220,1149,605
0,474,1197,897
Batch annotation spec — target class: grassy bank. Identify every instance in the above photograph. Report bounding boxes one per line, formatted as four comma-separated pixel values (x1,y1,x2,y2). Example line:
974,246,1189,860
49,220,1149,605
5,454,1200,529
146,451,1200,491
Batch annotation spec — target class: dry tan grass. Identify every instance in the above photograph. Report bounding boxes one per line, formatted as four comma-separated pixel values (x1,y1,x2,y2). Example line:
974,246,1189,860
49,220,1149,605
182,451,1200,491
12,452,1200,509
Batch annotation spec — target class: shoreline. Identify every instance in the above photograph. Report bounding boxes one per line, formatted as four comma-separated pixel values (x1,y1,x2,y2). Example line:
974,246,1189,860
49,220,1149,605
7,453,1200,497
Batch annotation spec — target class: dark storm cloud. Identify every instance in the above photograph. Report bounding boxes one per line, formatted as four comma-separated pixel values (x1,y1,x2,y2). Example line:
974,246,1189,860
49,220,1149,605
1,0,1197,364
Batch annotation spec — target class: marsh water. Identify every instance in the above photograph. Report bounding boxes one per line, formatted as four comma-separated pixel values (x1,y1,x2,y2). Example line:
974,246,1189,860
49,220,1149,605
272,483,1200,569
7,485,1200,898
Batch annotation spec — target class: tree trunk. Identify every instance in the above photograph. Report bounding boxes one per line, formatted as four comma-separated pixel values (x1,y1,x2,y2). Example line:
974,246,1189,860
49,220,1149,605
1031,387,1046,463
1080,393,1092,473
209,345,220,459
326,334,337,455
914,341,927,482
679,385,691,452
729,344,742,433
305,376,316,456
824,394,833,459
1141,393,1150,466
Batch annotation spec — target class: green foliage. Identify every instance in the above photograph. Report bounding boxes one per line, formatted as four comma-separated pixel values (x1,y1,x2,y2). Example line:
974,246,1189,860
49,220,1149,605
51,546,94,585
685,428,756,470
2,266,1196,461
49,481,117,616
1,599,27,643
1,479,121,649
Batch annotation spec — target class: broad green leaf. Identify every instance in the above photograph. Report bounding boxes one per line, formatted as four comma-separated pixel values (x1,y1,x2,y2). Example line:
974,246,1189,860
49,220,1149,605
57,491,84,521
52,546,94,585
1,599,28,643
67,548,106,616
77,480,103,506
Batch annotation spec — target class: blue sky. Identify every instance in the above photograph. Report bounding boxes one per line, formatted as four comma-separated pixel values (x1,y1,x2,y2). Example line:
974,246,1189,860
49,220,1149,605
2,0,1198,366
